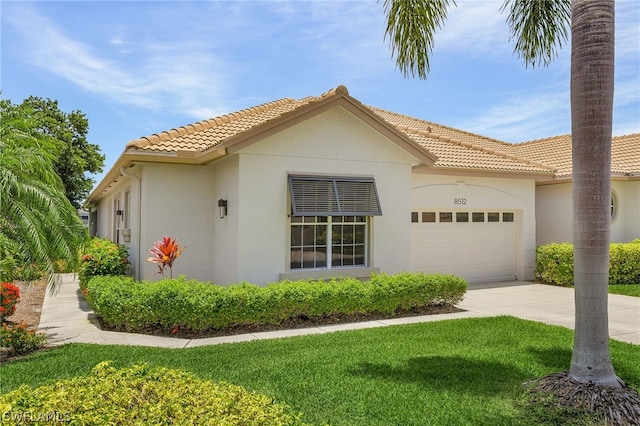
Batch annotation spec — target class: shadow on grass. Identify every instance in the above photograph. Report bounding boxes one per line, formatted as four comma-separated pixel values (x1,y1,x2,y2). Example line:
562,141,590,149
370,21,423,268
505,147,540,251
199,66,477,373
350,356,528,396
527,347,572,371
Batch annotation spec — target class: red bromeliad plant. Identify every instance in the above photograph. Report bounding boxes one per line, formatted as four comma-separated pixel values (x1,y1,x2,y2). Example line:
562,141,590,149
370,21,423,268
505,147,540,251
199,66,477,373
1,282,20,323
146,237,186,278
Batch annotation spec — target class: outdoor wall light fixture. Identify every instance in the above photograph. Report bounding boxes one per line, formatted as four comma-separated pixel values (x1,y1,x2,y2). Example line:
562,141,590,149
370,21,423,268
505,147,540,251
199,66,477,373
218,199,228,219
116,210,123,216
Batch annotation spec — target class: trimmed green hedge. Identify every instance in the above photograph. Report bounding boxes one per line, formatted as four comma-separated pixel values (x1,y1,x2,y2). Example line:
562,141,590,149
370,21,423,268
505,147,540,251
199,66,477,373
85,273,467,334
536,240,640,287
78,238,130,289
0,362,306,425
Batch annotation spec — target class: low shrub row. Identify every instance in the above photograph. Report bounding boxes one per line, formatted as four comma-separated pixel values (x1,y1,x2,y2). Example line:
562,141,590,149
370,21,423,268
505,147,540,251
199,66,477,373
536,240,640,287
0,362,306,425
78,238,130,289
86,273,467,334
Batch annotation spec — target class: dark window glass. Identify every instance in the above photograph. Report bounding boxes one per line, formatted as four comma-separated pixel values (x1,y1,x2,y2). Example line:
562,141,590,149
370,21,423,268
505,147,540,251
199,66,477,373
440,212,453,223
411,212,419,223
472,212,484,222
503,212,514,222
488,212,500,222
422,212,436,222
456,212,469,222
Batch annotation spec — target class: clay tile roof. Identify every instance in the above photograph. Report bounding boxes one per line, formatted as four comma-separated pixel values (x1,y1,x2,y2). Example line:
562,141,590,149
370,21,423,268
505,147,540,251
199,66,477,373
370,106,554,174
126,97,304,154
122,85,637,178
612,133,640,175
506,135,573,177
506,133,640,177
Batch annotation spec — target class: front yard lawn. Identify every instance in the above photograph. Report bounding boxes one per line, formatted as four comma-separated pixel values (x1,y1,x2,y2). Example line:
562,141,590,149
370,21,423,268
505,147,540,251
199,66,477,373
1,316,638,425
609,284,640,297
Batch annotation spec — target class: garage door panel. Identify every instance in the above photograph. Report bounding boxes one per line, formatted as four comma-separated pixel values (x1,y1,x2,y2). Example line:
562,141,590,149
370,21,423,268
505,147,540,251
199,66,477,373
411,212,516,283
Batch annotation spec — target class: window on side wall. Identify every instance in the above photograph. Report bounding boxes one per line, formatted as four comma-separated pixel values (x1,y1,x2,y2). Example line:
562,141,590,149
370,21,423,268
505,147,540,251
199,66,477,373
611,192,618,221
288,176,381,270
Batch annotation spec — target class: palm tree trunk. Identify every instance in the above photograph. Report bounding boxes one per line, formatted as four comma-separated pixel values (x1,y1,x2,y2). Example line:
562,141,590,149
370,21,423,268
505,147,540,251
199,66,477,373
569,0,621,388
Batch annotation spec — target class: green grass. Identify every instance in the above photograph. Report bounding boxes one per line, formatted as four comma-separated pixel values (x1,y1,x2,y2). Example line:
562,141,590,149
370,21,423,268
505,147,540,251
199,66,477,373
609,284,640,297
1,316,638,425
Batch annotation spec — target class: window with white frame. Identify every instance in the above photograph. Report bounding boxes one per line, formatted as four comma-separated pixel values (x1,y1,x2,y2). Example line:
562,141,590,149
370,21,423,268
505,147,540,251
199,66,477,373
288,175,381,270
611,192,618,221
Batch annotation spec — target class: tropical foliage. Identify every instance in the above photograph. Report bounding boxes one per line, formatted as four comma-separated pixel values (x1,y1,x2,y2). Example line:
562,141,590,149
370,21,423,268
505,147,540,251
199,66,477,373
5,97,105,209
0,282,20,322
0,362,306,425
0,322,47,357
0,100,88,290
78,237,130,289
382,0,621,389
146,236,186,278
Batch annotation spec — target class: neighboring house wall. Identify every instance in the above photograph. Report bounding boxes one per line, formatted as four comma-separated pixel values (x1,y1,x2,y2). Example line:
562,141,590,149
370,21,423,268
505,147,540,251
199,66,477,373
612,180,640,242
535,183,573,245
411,174,536,282
536,180,640,245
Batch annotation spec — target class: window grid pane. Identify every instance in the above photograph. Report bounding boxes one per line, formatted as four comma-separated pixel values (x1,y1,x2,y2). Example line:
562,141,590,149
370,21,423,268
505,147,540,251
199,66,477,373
332,218,366,267
290,217,328,269
291,216,367,270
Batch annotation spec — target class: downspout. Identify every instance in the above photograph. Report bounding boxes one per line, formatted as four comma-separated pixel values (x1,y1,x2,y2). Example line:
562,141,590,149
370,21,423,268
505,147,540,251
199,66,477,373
120,166,142,279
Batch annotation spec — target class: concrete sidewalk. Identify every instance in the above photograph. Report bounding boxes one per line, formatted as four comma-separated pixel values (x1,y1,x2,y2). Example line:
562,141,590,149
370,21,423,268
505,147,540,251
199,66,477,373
38,274,639,348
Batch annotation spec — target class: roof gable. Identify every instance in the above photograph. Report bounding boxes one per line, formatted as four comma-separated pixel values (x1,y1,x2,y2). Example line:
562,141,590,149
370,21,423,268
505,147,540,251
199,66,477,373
124,85,437,166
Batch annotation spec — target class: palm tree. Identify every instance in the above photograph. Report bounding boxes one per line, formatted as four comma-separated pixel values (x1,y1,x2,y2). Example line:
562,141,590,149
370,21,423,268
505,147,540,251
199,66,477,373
569,0,620,388
0,100,88,293
383,0,620,388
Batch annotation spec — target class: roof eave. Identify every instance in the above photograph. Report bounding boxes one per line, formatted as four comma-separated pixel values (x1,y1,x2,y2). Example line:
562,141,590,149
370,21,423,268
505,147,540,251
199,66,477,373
413,165,556,181
84,147,227,207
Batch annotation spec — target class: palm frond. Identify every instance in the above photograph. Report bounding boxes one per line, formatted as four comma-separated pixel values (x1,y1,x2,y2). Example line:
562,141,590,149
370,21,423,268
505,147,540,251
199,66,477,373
501,0,571,68
383,0,455,79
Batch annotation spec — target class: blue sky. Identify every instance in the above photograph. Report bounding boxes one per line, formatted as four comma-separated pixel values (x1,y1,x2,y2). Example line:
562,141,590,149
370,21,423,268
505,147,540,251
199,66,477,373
2,1,639,186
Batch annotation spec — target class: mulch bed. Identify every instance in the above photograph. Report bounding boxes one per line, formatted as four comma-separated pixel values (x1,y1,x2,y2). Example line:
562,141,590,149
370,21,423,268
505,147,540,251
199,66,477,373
527,371,640,425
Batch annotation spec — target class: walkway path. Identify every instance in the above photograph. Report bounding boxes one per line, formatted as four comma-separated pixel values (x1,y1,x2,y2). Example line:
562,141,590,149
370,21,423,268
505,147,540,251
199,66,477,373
39,274,639,348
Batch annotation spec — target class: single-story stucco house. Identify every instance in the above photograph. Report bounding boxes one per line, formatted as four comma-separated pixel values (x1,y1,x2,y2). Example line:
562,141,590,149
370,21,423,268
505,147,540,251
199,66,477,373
84,85,640,285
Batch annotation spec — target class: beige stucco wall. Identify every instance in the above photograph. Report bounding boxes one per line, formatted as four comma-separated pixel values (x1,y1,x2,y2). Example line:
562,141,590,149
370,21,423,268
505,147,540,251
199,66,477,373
137,163,217,282
536,180,640,245
411,174,537,281
612,180,640,242
535,183,573,245
234,106,419,285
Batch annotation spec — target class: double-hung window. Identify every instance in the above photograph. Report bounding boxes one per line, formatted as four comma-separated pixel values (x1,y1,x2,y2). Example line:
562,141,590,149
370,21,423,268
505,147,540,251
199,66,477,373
289,175,382,270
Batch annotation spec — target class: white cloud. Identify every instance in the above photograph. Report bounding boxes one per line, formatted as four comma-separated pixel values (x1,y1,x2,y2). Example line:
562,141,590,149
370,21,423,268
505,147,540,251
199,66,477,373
461,88,571,142
5,5,229,119
434,1,511,56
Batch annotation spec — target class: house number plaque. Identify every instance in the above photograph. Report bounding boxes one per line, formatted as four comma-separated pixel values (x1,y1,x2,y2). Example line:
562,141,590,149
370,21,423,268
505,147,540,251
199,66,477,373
453,198,467,205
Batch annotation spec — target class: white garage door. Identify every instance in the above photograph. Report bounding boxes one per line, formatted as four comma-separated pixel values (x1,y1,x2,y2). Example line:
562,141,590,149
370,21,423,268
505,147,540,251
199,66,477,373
411,211,516,283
